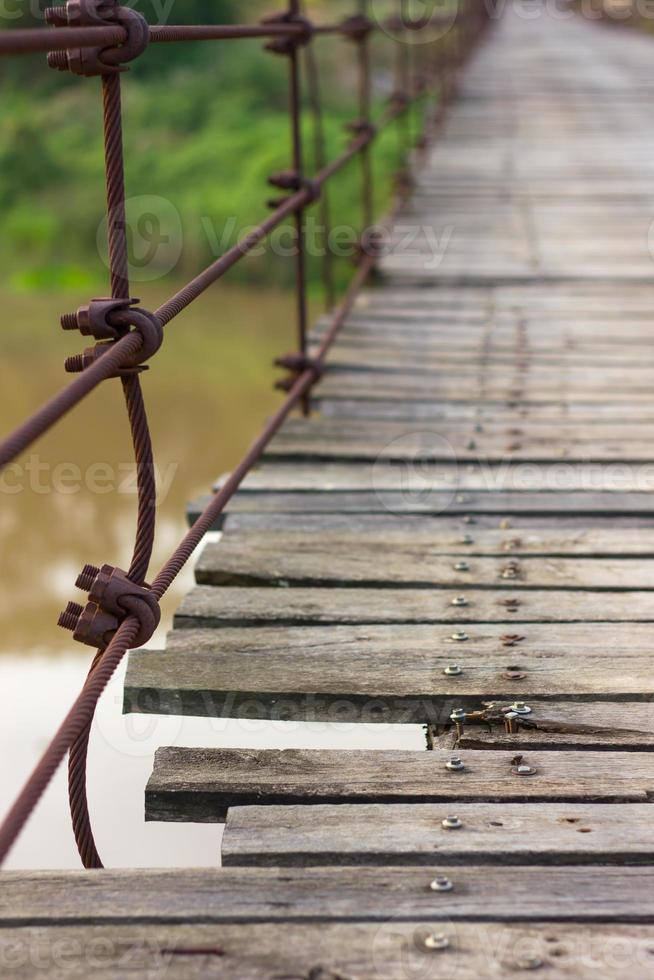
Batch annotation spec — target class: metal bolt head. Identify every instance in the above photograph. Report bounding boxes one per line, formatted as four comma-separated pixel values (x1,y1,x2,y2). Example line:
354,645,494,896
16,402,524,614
451,595,469,607
430,876,453,892
459,534,474,545
450,708,466,722
511,701,532,715
451,631,469,642
441,815,462,830
454,561,470,572
444,664,463,677
512,764,537,777
446,756,465,771
423,932,450,951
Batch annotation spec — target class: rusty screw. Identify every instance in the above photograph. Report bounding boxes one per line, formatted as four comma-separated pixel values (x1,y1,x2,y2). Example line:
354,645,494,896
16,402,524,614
76,563,101,592
57,601,84,632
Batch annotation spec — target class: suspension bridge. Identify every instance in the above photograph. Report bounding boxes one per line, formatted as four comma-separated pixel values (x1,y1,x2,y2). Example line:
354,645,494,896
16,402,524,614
2,2,654,977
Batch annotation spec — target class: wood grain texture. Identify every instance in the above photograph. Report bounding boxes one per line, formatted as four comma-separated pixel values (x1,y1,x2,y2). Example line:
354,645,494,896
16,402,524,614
145,748,654,822
211,491,654,521
264,417,654,463
222,802,654,866
4,922,654,979
5,868,654,927
173,584,654,626
125,624,654,725
231,461,654,494
196,545,654,589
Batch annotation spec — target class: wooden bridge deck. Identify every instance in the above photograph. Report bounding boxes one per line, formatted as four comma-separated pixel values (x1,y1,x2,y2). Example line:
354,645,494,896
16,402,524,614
7,8,654,977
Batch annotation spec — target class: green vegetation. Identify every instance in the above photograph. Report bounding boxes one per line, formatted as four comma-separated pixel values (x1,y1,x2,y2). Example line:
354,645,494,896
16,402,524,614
0,1,424,296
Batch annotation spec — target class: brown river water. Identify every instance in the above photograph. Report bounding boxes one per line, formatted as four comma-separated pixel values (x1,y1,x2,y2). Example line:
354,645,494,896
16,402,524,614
0,283,420,869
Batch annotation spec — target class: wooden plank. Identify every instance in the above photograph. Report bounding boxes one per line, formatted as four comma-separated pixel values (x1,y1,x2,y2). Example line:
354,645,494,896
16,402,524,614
4,868,654,926
265,418,654,463
125,625,654,724
145,748,654,822
211,491,654,521
196,530,654,595
229,461,654,494
192,495,654,530
315,371,654,402
222,802,654,866
219,513,654,533
174,585,654,626
456,703,654,751
4,922,654,979
196,545,654,589
318,397,654,423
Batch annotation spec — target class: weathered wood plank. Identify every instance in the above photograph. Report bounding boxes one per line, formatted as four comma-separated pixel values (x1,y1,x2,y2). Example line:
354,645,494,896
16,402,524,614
209,491,654,521
222,803,654,866
317,397,654,423
219,513,654,533
5,868,654,927
226,461,654,494
125,625,654,725
174,585,654,626
265,418,654,463
145,748,654,822
196,545,654,589
315,371,654,402
195,529,654,595
4,921,654,979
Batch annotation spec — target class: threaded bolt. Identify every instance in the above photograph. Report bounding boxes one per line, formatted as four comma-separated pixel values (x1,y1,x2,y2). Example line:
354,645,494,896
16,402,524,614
61,312,79,331
47,51,69,71
76,564,100,592
65,354,85,373
58,602,84,632
44,6,69,25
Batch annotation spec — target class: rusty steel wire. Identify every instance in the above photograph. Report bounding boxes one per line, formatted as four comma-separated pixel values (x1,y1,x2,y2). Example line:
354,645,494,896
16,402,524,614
0,0,490,868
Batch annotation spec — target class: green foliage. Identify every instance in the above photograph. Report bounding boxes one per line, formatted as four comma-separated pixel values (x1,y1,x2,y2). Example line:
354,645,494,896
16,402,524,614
0,7,426,297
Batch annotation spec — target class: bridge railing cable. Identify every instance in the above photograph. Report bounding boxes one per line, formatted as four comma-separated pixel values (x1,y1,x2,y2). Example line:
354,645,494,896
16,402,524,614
0,0,490,868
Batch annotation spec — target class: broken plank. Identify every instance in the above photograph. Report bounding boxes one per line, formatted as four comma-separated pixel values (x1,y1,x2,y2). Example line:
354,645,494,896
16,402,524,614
222,802,654,866
145,748,654,822
124,625,654,725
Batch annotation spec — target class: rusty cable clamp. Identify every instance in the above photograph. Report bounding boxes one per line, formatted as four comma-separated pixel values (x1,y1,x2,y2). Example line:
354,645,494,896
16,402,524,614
274,352,324,392
59,563,161,650
46,0,148,76
262,9,314,55
267,169,321,210
61,299,163,377
340,14,374,42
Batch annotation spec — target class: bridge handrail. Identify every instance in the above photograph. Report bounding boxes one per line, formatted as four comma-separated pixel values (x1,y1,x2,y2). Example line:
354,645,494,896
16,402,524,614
0,0,489,869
